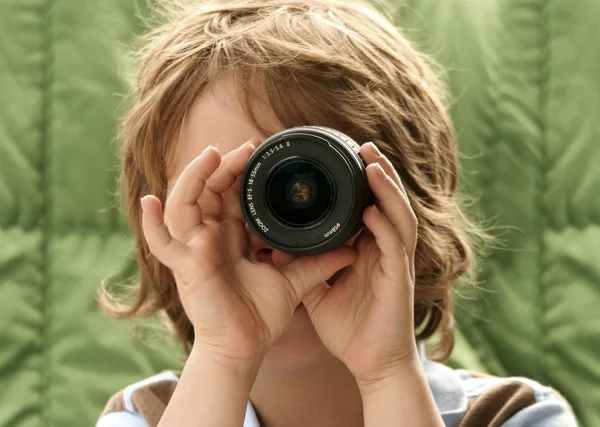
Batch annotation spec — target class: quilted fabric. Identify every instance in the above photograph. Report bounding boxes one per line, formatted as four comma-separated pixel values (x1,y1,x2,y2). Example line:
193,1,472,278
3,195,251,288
0,1,598,426
0,2,181,427
395,1,600,426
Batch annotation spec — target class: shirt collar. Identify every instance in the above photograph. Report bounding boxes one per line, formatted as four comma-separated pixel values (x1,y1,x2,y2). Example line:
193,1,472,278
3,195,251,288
245,341,467,427
418,341,468,425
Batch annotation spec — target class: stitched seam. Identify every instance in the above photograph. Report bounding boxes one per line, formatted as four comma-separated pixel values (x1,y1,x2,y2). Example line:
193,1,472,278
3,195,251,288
4,219,600,235
461,1,503,375
537,0,551,385
0,224,132,234
5,220,598,234
39,0,54,425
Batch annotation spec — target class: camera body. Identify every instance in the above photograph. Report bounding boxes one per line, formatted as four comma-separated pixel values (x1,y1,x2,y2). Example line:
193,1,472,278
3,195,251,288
240,126,372,255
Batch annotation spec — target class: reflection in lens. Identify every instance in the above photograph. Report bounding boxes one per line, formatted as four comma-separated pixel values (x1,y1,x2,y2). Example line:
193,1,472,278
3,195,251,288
267,159,333,226
291,180,312,203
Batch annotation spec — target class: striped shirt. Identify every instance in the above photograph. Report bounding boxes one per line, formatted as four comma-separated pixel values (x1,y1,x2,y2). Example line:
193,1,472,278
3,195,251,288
96,345,577,426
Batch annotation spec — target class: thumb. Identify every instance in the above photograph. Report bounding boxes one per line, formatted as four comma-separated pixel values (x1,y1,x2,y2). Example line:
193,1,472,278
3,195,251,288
281,245,357,304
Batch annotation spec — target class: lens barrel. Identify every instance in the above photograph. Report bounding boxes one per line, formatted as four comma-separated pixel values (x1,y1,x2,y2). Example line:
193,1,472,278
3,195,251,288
240,126,372,256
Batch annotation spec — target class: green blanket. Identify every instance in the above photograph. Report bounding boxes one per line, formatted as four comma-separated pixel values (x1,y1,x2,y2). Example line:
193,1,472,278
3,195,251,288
1,0,598,426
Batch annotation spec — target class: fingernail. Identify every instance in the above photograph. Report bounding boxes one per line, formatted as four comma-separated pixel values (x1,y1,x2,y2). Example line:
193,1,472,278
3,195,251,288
370,142,380,153
374,163,385,177
200,145,214,158
372,205,381,216
140,196,148,212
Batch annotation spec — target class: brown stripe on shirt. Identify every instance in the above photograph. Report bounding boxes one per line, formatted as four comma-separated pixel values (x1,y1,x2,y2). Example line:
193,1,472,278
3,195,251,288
99,372,182,427
457,380,537,427
100,389,127,416
129,380,179,426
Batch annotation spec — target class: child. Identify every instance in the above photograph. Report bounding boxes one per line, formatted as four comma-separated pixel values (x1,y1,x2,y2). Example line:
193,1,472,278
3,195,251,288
96,0,577,426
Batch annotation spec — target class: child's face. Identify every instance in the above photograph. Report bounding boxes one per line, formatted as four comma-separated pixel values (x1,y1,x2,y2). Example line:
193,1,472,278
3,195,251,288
167,77,339,371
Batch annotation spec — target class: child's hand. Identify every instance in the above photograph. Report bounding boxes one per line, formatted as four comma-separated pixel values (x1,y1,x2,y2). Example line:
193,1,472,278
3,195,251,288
140,141,356,369
301,142,419,388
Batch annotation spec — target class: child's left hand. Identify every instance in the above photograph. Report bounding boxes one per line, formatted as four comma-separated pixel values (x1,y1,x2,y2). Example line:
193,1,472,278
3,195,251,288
301,142,419,388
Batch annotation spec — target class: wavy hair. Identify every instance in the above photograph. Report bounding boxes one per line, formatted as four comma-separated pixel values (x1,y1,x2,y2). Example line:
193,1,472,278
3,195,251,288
99,0,482,361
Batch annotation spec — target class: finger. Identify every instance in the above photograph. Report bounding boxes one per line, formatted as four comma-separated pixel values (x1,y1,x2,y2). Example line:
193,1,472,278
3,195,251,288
164,146,220,242
271,250,297,269
363,204,411,283
360,142,408,199
281,245,357,305
221,175,244,220
207,139,258,194
141,195,189,271
366,163,417,281
201,139,258,221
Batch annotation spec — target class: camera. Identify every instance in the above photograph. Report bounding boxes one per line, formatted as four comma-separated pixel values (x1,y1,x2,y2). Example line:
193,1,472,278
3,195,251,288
240,126,373,255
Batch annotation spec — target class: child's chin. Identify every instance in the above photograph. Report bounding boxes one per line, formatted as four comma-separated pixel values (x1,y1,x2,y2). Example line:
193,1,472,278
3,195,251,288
260,307,330,372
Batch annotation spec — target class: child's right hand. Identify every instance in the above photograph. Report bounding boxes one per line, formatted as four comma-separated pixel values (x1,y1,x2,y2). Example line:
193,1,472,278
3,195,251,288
140,140,356,369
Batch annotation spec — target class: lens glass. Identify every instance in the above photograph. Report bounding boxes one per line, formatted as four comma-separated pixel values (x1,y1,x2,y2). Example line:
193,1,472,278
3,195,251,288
267,158,334,227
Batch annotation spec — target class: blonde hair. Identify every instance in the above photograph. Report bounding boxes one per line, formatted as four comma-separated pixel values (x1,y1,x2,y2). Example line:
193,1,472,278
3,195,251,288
100,0,481,361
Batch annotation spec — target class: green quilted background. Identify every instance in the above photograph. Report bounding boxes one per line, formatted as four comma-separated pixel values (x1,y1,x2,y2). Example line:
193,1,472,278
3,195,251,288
0,0,598,426
396,3,600,427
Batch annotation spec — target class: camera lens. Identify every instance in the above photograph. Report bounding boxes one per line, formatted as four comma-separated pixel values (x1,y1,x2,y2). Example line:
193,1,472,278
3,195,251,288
267,158,334,227
240,126,373,256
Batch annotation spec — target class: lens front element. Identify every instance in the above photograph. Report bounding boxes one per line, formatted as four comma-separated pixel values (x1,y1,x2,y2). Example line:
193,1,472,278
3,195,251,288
290,180,312,203
267,159,334,227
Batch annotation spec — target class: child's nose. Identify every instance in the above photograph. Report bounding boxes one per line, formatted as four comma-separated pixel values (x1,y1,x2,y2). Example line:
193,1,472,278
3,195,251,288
245,223,297,268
